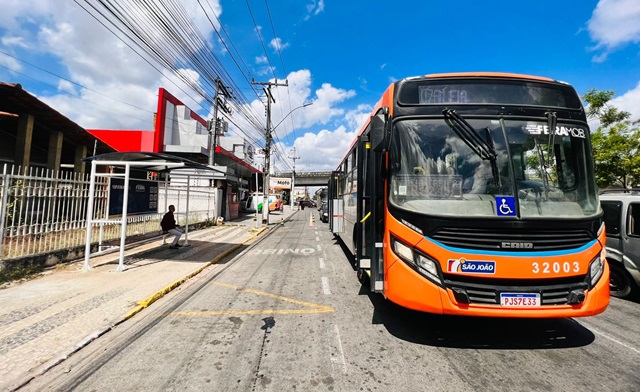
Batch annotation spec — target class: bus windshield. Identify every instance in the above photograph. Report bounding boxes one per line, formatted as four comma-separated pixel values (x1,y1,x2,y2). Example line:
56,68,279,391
389,118,599,218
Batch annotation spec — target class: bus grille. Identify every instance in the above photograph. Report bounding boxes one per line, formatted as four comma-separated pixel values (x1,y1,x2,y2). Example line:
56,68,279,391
443,276,588,305
431,227,593,251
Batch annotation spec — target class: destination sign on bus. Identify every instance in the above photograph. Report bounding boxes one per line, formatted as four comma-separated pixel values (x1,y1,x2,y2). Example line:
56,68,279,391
396,174,463,199
398,81,581,108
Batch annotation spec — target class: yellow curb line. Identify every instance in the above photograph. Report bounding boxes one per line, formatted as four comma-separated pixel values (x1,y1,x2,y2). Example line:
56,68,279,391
121,227,268,321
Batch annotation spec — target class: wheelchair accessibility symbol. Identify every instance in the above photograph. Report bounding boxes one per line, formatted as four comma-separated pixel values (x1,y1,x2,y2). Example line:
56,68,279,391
497,196,516,216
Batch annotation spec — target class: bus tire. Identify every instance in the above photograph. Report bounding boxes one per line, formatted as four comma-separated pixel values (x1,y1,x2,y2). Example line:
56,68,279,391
609,262,638,299
357,268,369,286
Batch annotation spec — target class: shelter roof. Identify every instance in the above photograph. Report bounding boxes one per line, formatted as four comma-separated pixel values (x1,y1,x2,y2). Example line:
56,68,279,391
83,151,221,174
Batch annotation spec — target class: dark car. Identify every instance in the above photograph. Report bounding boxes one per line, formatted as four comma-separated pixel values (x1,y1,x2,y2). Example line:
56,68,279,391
299,200,316,209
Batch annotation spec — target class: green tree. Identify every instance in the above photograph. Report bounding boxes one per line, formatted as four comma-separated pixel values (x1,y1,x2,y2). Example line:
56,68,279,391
583,89,640,189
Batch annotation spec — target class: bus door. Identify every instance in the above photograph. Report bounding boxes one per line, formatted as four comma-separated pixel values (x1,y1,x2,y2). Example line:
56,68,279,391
355,134,371,269
363,109,389,292
329,171,343,234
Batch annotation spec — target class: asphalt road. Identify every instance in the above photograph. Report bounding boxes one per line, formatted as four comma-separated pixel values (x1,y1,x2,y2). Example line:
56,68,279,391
21,210,640,392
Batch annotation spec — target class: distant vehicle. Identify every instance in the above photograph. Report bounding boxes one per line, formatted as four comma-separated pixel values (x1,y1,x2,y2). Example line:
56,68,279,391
268,194,284,212
244,193,283,213
299,200,315,209
240,194,256,213
319,202,329,223
600,190,640,299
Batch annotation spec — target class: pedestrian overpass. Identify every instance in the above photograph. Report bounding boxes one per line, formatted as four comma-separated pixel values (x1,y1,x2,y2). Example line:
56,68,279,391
277,171,331,186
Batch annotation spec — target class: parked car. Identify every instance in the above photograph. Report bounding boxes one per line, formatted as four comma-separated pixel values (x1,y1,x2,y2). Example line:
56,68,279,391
600,190,640,299
253,194,283,213
319,202,329,223
268,194,284,212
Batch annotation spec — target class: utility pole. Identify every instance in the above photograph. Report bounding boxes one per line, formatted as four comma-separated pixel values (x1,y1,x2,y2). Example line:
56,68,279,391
251,78,288,223
288,147,300,210
208,78,232,167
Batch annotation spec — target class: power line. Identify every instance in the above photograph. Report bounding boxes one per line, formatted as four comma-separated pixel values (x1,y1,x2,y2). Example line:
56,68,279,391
244,0,277,81
76,0,269,153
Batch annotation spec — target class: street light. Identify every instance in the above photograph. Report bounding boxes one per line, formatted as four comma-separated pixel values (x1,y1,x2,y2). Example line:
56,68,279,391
273,102,312,211
272,102,313,132
263,102,313,223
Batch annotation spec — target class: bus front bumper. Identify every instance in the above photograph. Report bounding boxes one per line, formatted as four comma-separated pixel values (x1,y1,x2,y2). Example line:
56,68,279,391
385,259,610,318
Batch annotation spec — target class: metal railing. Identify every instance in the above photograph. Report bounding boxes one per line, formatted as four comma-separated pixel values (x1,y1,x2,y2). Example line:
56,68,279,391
0,164,218,261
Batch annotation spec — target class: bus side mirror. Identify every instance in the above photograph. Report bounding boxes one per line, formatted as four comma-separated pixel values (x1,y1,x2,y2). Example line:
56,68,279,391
370,108,389,152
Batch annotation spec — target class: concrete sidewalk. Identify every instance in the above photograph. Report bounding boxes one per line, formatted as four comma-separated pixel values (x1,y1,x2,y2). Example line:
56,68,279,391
0,208,297,391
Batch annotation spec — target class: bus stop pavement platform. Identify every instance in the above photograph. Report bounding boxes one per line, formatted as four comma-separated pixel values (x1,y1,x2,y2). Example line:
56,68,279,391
0,209,297,392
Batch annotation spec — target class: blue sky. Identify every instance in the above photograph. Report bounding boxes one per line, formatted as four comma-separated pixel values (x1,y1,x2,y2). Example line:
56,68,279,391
1,0,639,173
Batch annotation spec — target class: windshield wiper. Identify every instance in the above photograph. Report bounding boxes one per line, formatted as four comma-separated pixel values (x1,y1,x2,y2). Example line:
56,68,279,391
534,138,550,202
532,112,557,201
442,109,502,188
546,111,557,166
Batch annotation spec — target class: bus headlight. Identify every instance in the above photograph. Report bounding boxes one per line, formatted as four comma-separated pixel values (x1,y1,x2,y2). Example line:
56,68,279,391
393,239,414,263
416,254,441,284
392,237,442,286
589,254,604,287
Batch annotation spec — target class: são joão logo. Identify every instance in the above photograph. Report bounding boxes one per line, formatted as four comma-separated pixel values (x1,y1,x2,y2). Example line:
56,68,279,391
448,258,496,274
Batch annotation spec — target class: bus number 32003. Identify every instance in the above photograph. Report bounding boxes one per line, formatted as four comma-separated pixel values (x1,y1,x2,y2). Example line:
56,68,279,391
532,261,580,274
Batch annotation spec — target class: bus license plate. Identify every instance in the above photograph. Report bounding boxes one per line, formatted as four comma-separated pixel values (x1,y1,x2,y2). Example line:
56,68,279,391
500,293,540,307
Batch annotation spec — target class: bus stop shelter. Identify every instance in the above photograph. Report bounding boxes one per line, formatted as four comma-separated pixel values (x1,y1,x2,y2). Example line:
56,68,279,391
82,152,221,271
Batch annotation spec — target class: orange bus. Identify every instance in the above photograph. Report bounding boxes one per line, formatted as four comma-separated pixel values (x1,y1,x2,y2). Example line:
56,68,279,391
328,72,609,317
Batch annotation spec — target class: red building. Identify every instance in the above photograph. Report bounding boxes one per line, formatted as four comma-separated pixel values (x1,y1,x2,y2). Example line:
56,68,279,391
88,88,261,220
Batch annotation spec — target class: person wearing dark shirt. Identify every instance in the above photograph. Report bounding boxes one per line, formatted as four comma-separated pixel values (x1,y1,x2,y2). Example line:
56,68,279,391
161,205,183,249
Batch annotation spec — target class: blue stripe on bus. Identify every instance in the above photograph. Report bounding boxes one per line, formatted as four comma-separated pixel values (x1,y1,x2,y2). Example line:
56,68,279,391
423,237,598,257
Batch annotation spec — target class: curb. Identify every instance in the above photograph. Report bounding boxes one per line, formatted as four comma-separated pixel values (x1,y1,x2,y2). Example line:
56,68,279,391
121,225,267,320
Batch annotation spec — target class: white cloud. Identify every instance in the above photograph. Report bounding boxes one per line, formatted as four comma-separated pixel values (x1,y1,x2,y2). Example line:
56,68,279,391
587,0,640,61
57,80,76,95
345,104,373,131
269,37,289,52
0,0,55,31
610,81,640,122
237,69,356,142
586,82,640,131
304,0,325,20
1,36,30,49
294,125,355,171
0,51,22,71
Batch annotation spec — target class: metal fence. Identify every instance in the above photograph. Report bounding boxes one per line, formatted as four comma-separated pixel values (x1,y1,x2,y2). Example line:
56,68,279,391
0,164,218,261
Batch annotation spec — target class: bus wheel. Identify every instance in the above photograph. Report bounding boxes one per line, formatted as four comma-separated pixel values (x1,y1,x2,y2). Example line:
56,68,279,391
609,262,637,299
357,268,369,286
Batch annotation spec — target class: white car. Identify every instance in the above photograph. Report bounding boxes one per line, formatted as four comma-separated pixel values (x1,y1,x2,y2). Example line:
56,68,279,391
600,190,640,299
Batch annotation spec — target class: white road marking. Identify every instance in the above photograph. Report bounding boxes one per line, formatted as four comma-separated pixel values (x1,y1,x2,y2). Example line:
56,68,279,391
317,245,322,251
586,324,640,355
315,236,320,241
331,324,348,373
319,258,326,269
321,277,331,295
